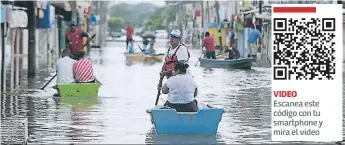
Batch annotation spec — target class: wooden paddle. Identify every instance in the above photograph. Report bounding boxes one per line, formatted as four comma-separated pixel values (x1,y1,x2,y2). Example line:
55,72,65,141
40,74,57,90
155,76,164,105
40,34,96,90
134,43,144,52
194,47,205,66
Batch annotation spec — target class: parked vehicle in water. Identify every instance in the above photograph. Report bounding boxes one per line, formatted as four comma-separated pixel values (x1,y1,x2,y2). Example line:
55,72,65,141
110,31,122,38
141,30,156,42
155,30,168,39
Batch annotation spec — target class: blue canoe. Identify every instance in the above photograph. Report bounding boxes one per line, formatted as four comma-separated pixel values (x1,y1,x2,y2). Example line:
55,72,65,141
199,53,255,69
146,104,224,135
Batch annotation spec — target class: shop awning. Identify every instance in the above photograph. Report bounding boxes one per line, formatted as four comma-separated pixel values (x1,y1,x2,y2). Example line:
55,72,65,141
9,10,27,28
48,1,72,21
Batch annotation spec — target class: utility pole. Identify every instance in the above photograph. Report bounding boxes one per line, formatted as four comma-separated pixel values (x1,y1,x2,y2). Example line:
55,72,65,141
1,20,6,94
206,1,210,22
258,0,263,53
201,1,204,41
28,1,36,77
201,1,204,29
215,1,223,53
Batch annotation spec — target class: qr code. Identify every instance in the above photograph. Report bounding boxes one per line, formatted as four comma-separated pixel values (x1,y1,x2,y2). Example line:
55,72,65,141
273,17,336,80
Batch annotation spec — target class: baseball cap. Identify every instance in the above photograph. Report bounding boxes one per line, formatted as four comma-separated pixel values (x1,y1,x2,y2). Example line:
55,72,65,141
70,21,77,26
170,29,182,39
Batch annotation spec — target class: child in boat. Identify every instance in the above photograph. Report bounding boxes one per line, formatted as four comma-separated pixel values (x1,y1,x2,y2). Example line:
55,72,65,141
128,39,135,54
161,61,198,112
72,50,99,83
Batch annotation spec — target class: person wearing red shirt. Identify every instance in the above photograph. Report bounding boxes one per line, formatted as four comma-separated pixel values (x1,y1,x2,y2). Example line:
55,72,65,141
125,22,134,50
203,32,216,59
65,21,89,58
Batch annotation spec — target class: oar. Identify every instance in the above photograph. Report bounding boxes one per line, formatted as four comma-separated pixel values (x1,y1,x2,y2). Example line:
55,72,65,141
135,43,144,52
155,76,164,105
40,74,57,90
40,34,96,90
194,47,205,66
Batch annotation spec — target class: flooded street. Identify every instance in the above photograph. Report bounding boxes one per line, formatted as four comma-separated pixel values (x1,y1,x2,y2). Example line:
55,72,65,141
4,39,341,144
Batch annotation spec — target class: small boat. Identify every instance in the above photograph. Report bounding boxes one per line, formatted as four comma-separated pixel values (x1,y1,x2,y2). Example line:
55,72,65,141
146,104,224,135
199,53,255,69
56,83,101,97
124,52,164,62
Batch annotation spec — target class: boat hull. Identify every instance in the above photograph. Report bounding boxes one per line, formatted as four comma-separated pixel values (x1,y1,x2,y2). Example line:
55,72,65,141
124,52,163,62
56,83,101,97
146,104,224,135
200,55,254,69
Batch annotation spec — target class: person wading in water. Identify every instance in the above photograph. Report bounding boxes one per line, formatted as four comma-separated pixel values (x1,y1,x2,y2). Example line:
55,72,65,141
65,21,89,59
161,61,198,112
158,29,191,90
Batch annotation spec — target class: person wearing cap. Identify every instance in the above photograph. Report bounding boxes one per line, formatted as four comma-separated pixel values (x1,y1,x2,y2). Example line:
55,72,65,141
65,21,89,58
159,30,191,80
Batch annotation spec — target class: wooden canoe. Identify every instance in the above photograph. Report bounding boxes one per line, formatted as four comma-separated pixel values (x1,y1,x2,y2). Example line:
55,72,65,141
124,52,163,62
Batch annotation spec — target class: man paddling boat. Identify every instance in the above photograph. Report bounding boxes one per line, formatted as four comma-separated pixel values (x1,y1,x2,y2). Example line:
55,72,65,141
56,49,76,84
65,21,89,58
158,29,191,90
53,49,76,96
160,30,191,78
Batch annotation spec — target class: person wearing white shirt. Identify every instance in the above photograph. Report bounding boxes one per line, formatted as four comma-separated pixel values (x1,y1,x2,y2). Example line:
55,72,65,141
159,29,192,81
162,61,198,112
56,49,76,84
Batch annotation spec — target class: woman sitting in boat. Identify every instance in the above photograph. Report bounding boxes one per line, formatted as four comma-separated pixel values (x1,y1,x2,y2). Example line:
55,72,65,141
72,50,99,83
161,61,198,112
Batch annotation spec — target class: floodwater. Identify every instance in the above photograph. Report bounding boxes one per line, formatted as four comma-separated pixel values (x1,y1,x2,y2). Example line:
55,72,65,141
0,39,343,144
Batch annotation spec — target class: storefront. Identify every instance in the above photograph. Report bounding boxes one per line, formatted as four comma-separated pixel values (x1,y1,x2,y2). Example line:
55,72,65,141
36,4,58,65
1,4,28,93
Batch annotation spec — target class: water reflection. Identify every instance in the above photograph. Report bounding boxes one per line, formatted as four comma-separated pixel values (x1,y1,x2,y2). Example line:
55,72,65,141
2,40,343,144
145,127,222,144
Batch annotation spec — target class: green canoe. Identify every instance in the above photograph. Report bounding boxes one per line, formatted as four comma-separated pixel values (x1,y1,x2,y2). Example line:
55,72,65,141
56,83,102,97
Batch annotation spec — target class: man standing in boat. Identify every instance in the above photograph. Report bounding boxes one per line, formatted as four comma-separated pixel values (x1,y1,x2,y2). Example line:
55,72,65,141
158,30,191,90
125,22,134,50
65,21,89,59
203,32,216,59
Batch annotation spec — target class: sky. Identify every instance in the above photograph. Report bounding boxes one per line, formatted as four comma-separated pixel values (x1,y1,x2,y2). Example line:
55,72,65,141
109,0,166,7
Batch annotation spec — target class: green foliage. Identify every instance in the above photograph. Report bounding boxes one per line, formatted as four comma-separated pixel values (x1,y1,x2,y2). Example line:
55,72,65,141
108,17,123,30
144,7,175,30
109,3,158,27
109,2,175,31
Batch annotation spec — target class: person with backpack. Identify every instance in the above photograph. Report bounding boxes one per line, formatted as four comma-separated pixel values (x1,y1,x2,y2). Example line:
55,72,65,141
160,29,191,78
158,30,191,90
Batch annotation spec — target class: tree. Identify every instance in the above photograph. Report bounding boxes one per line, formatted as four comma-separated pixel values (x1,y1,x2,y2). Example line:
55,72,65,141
108,17,123,30
143,6,176,31
109,3,158,27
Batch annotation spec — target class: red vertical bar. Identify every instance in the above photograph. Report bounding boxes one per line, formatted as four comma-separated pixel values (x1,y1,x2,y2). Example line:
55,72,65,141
273,7,316,13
